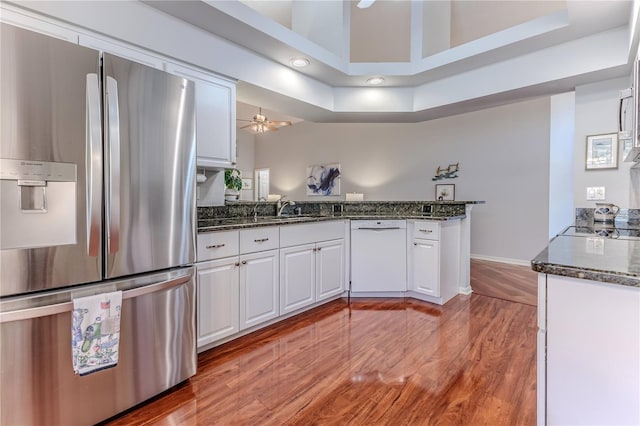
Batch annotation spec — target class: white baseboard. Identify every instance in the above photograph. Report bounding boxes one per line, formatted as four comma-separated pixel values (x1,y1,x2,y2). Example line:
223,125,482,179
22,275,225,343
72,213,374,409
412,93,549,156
458,285,473,295
470,254,531,267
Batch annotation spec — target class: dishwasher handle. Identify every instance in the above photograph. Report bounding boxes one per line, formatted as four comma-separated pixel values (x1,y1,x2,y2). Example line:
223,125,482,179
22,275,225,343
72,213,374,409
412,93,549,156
356,227,402,231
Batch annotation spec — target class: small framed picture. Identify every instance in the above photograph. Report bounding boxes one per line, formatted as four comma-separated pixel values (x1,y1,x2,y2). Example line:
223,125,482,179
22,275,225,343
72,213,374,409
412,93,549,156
435,184,455,201
586,133,618,170
241,178,252,190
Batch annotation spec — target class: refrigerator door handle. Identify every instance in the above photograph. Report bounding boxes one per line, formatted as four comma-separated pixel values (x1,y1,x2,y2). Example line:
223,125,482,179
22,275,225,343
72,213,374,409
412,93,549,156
105,76,120,255
86,74,102,257
0,271,192,323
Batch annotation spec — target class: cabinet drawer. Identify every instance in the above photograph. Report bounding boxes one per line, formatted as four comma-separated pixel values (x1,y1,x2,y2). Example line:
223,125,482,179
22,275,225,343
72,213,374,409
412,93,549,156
197,230,239,261
240,227,279,254
280,221,345,247
411,221,440,240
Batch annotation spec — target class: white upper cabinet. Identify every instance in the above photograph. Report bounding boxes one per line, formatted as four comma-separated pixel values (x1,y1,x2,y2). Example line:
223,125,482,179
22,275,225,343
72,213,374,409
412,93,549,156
165,63,237,169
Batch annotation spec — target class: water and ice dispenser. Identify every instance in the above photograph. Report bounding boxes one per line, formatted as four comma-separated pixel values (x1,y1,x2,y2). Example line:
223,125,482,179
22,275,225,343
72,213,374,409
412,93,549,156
0,158,77,250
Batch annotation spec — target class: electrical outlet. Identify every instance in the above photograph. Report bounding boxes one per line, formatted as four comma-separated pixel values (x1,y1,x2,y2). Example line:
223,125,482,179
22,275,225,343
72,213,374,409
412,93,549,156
586,186,605,201
422,205,432,214
332,204,343,214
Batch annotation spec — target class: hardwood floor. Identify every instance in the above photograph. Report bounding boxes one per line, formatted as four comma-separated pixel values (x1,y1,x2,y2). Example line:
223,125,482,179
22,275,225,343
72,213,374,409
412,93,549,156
470,259,538,306
107,294,537,425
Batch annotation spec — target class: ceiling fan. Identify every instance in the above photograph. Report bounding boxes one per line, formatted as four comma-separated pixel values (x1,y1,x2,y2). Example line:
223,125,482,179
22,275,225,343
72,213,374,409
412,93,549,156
237,107,292,133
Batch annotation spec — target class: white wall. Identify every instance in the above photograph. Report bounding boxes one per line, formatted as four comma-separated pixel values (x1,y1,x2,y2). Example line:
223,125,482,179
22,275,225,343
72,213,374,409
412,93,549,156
549,92,576,238
236,130,256,201
573,77,634,208
255,97,551,263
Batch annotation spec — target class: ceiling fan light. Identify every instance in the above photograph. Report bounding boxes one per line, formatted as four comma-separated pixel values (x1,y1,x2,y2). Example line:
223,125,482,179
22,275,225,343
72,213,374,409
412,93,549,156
366,76,385,85
290,57,310,68
252,122,268,133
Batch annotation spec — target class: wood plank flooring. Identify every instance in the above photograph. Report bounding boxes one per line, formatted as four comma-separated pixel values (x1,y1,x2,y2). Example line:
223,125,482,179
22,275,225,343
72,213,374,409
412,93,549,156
107,291,537,425
470,259,538,306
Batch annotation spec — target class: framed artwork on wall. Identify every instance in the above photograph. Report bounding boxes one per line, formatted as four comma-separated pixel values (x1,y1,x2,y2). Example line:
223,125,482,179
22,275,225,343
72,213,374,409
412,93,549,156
306,163,341,196
585,133,618,170
435,184,455,201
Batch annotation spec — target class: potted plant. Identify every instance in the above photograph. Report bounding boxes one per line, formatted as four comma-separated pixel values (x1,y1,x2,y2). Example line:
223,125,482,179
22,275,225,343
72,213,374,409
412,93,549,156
224,168,242,201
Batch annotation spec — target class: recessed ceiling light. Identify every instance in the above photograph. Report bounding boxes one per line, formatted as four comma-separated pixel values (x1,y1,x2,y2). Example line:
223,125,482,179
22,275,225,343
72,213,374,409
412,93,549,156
366,77,385,85
290,58,310,68
357,0,376,8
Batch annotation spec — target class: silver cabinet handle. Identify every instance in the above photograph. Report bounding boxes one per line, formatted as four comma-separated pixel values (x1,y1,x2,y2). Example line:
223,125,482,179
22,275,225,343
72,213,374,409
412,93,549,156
414,242,435,248
419,229,433,233
357,227,401,231
105,76,121,255
206,243,226,249
234,262,240,267
254,238,269,243
85,73,102,257
241,260,247,265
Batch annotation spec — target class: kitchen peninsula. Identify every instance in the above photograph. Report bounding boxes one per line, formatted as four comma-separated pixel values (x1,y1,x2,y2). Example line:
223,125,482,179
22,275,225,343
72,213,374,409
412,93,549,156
531,214,640,425
195,200,483,351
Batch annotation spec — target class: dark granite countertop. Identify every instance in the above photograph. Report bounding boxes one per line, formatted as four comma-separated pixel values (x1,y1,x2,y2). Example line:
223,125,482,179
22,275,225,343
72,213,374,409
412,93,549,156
198,214,465,233
531,223,640,288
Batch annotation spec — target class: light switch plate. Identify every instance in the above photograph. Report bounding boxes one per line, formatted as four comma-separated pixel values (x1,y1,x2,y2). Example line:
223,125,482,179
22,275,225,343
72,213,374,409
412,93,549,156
586,186,605,200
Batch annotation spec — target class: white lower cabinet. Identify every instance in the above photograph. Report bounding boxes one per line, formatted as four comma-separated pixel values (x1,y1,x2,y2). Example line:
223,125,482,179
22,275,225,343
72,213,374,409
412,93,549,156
280,239,345,315
196,222,346,350
315,239,345,301
240,250,279,330
197,249,278,348
407,220,460,305
280,244,316,314
539,274,640,425
410,239,440,297
197,257,240,347
279,221,347,315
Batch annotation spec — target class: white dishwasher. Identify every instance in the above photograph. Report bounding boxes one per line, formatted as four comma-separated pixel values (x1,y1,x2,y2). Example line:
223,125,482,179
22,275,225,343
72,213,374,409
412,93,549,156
350,220,407,292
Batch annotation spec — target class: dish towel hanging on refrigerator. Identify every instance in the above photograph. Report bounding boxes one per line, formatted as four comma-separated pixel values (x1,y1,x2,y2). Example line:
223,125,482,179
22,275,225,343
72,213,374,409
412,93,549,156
72,291,122,376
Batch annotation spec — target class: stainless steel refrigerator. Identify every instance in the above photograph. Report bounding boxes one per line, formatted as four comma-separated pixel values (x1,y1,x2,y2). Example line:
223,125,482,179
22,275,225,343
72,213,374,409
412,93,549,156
0,23,197,425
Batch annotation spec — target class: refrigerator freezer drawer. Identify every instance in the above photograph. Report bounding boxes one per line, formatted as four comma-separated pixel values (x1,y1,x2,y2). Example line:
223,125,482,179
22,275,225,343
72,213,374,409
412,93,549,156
0,268,196,426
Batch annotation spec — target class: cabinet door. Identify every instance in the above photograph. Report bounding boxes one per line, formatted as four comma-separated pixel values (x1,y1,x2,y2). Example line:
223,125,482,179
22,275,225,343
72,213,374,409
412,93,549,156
280,244,315,315
165,63,236,168
197,258,239,347
316,239,345,301
240,250,279,330
194,79,236,168
546,276,640,425
409,240,440,297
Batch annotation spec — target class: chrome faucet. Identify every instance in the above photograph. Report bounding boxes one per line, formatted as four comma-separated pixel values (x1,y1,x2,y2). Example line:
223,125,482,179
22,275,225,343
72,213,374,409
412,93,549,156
252,197,267,220
277,200,296,216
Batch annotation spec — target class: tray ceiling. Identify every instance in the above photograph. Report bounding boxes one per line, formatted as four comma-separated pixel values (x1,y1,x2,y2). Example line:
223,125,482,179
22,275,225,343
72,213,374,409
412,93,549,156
142,0,636,122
